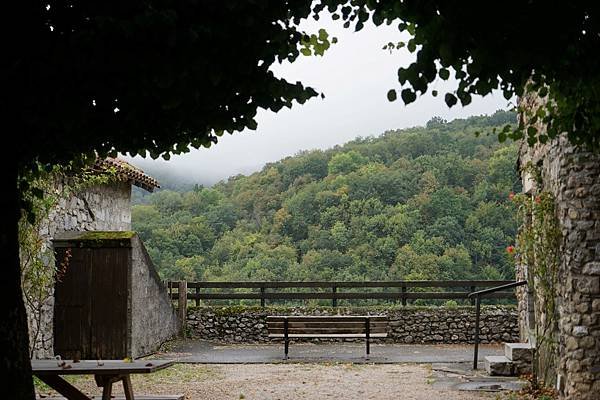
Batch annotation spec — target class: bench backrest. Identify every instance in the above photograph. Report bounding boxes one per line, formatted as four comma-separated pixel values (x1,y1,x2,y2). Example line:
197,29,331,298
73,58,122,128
266,315,388,335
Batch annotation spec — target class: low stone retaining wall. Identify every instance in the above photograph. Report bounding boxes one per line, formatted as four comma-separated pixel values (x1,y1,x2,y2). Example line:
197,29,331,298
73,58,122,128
186,305,518,344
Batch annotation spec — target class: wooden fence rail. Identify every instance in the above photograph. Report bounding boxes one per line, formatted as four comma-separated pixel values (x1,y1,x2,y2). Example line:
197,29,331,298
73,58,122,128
166,280,516,308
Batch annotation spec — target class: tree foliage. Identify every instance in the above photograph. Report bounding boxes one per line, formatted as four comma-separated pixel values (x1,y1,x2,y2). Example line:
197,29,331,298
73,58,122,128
134,111,520,283
6,1,332,172
314,0,600,148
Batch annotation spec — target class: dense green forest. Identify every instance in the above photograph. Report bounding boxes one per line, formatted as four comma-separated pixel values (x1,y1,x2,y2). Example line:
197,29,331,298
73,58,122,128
132,111,520,283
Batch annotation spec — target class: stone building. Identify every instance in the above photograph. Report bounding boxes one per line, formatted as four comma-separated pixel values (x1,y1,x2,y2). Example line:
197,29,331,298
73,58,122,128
517,95,600,399
52,231,181,359
26,158,161,358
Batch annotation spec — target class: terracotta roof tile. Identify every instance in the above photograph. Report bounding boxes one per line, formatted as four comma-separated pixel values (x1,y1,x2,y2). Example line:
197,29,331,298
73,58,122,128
94,157,160,192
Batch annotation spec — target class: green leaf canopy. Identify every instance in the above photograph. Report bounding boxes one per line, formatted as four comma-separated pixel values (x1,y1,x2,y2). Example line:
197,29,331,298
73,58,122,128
5,1,320,169
314,0,600,149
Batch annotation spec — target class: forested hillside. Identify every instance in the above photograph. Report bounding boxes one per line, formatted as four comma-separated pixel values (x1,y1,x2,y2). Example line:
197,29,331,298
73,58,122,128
132,111,520,283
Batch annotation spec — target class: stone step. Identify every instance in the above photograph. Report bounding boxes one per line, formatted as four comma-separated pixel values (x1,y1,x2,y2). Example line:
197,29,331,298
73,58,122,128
504,342,534,363
503,342,533,375
484,355,514,376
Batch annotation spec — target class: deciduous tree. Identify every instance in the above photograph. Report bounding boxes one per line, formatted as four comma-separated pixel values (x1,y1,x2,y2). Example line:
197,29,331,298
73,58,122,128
315,0,600,148
2,1,327,397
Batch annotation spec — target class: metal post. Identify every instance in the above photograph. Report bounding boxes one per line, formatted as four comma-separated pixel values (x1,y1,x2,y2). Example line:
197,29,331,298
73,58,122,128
365,317,370,358
195,285,200,307
332,286,337,307
284,317,289,360
470,286,476,305
401,285,407,306
260,286,265,307
473,296,481,370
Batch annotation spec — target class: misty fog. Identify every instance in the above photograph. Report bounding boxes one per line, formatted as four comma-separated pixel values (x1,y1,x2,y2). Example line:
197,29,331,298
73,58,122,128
125,15,511,188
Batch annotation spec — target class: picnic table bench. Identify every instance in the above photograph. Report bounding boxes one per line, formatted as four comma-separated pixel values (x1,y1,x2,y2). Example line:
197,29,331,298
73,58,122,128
32,359,182,400
266,315,388,359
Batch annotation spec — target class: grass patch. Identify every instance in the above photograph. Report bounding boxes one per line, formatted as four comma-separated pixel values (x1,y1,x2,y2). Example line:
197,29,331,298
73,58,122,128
34,364,220,397
131,363,218,385
34,374,92,394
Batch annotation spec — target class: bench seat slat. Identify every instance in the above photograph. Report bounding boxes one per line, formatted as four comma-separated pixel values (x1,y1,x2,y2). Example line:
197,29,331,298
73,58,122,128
266,316,387,323
268,328,388,334
267,322,388,328
268,324,389,330
268,333,388,338
266,315,387,319
267,326,388,331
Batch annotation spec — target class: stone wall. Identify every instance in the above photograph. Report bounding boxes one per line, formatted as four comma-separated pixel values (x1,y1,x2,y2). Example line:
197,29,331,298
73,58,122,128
130,236,180,357
26,180,132,359
44,180,132,234
515,262,536,342
518,94,600,398
186,305,518,344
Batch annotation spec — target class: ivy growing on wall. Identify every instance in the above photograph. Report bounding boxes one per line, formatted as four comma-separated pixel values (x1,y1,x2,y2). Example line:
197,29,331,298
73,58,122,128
19,162,118,357
510,164,561,388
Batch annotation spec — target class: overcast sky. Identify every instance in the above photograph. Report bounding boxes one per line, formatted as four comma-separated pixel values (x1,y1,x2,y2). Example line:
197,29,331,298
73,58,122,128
127,16,511,186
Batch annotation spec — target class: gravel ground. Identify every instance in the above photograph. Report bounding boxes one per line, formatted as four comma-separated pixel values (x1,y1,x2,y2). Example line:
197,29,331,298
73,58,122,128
36,363,496,400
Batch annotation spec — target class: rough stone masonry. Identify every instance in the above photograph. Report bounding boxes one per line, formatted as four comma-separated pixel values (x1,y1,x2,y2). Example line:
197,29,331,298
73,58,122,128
186,305,519,344
519,93,600,399
27,180,132,359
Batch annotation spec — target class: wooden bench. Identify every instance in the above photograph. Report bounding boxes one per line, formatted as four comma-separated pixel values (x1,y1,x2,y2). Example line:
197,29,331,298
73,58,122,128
266,315,388,359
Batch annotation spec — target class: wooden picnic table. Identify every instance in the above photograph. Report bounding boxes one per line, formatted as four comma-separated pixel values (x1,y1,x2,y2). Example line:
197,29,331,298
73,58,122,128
32,359,175,400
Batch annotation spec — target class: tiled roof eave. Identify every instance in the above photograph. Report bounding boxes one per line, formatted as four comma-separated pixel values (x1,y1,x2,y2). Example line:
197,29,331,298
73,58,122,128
94,158,160,192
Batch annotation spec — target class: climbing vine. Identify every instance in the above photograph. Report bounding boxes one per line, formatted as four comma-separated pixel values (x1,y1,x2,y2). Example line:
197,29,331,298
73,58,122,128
509,164,561,388
19,161,118,357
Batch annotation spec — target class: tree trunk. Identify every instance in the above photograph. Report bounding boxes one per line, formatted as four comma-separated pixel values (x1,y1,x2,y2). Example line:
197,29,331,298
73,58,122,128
0,162,35,398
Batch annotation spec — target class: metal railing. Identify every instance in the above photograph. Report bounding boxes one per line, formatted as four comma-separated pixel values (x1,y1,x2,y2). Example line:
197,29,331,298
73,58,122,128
468,280,528,369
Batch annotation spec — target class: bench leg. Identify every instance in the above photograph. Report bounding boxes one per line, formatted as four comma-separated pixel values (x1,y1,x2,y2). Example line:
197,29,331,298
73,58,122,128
284,339,290,360
95,374,129,400
121,375,134,400
95,375,115,400
100,379,112,400
365,317,371,360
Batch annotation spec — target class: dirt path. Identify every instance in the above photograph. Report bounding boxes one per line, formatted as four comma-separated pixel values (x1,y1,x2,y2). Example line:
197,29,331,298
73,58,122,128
36,363,495,400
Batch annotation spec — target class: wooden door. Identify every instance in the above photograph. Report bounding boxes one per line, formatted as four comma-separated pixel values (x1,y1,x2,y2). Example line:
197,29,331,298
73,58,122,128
54,246,129,359
88,247,129,358
54,247,91,360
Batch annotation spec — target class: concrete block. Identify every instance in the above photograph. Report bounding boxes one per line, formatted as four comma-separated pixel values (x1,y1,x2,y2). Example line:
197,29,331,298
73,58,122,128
485,355,514,376
504,342,533,363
